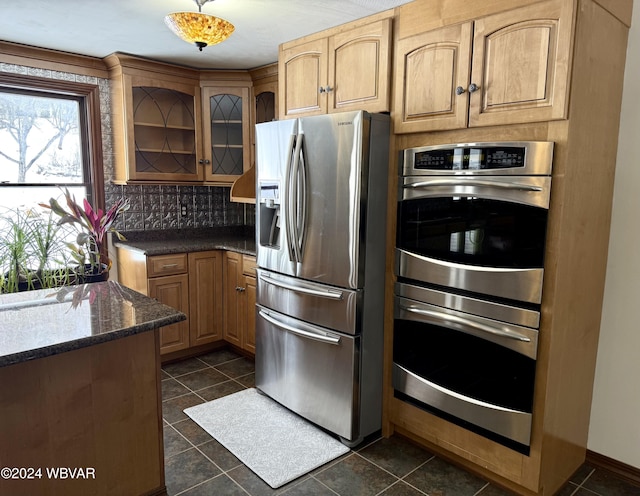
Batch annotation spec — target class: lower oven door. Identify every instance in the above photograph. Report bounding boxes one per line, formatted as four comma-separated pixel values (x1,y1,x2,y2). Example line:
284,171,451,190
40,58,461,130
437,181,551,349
393,295,537,449
256,306,359,441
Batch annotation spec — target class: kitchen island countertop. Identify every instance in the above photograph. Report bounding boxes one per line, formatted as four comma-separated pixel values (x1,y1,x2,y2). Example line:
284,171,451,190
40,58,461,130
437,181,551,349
0,281,178,495
113,226,256,256
0,281,186,367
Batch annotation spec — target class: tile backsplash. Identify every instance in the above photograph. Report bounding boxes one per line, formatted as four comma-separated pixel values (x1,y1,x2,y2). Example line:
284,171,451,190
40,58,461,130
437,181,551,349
105,183,255,232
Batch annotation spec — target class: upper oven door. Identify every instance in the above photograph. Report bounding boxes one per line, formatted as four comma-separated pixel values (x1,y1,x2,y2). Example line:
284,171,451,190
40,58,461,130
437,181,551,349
396,176,550,304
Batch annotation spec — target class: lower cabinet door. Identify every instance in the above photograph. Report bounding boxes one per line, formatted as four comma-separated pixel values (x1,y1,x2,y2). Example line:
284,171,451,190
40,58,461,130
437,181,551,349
243,275,257,354
149,274,190,354
223,252,243,348
188,251,224,346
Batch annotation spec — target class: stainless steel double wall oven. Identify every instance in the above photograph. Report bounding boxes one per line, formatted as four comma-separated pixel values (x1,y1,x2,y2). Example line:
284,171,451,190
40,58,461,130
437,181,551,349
393,141,554,453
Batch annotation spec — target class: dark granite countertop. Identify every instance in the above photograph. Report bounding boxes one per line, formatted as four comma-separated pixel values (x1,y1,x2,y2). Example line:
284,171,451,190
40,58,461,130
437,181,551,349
114,226,256,257
0,281,186,368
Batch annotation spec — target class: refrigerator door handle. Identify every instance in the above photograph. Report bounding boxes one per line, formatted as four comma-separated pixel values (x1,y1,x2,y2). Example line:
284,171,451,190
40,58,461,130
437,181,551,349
289,133,305,263
284,133,297,262
259,310,341,345
260,272,345,300
297,133,308,259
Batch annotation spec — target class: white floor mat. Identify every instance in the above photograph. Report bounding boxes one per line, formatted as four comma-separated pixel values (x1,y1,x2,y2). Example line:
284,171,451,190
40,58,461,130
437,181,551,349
184,388,350,488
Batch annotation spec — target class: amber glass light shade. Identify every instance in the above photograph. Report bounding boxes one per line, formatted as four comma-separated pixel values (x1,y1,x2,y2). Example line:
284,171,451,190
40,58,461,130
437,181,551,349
164,12,234,51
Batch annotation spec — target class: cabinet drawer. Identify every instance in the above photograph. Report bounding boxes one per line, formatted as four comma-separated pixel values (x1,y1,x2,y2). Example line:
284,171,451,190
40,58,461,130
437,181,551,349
242,255,257,276
147,254,188,277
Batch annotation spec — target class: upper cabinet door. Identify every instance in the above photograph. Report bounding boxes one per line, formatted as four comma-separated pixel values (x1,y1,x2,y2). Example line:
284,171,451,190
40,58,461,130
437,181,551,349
393,22,472,134
328,18,392,114
278,15,392,119
279,38,328,118
393,0,573,133
123,75,204,182
201,86,251,184
469,0,574,127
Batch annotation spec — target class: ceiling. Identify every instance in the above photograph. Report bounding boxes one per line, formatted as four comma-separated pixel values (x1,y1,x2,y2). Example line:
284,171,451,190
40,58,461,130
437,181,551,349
0,0,413,70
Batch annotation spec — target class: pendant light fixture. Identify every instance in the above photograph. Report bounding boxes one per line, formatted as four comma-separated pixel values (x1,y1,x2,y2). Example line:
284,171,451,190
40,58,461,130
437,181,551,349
164,0,234,52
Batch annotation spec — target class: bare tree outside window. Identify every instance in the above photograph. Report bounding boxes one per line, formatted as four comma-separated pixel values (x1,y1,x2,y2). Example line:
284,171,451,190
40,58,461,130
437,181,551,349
0,92,82,186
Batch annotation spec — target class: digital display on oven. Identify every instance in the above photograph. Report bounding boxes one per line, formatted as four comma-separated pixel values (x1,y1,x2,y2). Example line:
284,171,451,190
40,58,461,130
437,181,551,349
414,146,526,170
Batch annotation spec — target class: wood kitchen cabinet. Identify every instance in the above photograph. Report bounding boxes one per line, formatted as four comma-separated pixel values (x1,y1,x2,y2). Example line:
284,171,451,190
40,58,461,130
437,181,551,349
242,256,257,354
148,271,190,354
201,85,251,185
251,63,278,155
222,251,257,354
116,249,223,355
279,38,326,118
279,14,392,119
229,63,278,204
105,53,204,183
393,0,573,133
107,54,257,186
146,253,190,354
386,0,632,494
188,251,224,346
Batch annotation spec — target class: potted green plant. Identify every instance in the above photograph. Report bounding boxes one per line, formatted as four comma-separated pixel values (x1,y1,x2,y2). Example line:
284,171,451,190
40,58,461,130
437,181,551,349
0,206,73,293
41,188,130,282
0,207,33,293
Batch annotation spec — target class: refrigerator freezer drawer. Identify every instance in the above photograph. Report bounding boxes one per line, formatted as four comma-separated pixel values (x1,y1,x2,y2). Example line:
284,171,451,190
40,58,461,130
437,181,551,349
256,269,360,335
256,307,359,441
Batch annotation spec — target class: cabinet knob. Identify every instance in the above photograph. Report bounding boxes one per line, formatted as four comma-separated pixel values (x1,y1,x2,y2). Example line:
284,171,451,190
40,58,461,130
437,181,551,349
318,86,333,94
235,286,246,292
198,158,211,165
455,86,466,95
468,83,480,93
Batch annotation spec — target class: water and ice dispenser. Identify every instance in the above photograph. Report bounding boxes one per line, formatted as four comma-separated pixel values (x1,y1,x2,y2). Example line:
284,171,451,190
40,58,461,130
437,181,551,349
258,181,281,248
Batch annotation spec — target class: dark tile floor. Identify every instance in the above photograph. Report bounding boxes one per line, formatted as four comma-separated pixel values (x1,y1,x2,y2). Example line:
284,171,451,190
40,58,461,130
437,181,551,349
162,348,640,496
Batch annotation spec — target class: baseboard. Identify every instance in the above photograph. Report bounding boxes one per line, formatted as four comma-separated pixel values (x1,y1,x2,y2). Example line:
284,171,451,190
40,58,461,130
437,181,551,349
586,450,640,487
160,341,227,365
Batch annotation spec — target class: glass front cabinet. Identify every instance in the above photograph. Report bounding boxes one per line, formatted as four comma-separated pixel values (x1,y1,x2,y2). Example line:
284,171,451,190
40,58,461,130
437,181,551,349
114,73,205,183
201,86,251,185
107,55,253,185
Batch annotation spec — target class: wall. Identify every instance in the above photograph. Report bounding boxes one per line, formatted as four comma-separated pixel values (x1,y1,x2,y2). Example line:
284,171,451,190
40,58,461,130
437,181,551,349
0,62,254,232
588,2,640,469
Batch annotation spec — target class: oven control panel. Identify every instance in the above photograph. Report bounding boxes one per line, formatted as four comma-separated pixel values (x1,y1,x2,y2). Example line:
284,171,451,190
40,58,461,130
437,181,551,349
402,141,553,176
414,146,525,170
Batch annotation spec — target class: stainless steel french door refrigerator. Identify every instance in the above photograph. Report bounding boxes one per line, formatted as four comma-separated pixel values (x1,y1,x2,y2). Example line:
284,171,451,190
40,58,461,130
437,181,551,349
255,110,389,445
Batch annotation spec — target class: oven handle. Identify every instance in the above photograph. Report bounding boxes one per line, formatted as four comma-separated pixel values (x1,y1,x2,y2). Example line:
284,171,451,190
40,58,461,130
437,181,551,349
258,310,341,345
399,304,531,343
403,179,542,192
394,364,524,413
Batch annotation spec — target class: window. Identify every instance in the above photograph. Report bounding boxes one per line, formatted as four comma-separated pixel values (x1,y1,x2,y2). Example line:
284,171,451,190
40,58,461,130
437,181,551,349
0,73,104,212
